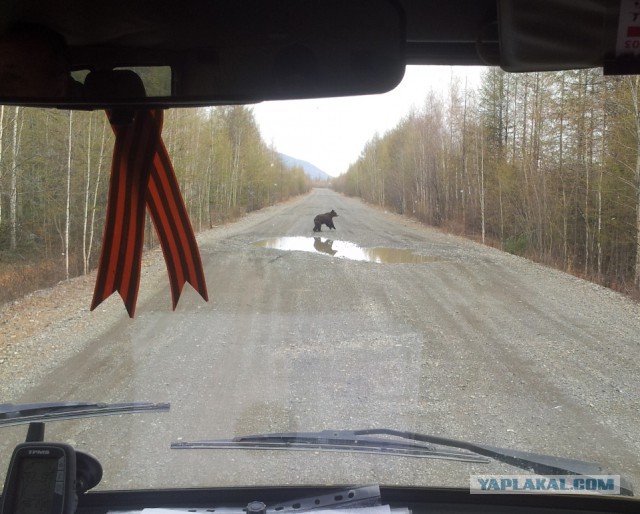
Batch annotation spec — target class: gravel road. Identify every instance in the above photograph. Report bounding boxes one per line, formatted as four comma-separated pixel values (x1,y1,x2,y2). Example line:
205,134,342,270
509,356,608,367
1,188,639,492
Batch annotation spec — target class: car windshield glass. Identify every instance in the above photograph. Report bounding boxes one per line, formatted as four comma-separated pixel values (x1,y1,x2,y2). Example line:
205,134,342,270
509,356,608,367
0,65,639,494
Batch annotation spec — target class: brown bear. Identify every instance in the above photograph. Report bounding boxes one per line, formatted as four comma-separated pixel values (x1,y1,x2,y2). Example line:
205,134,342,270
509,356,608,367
313,210,338,232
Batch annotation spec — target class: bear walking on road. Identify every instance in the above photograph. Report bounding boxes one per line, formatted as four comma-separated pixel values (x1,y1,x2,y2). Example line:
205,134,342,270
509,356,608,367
313,210,338,232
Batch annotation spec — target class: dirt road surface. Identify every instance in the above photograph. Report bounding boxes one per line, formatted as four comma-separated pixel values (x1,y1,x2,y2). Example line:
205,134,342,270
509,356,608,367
2,188,639,491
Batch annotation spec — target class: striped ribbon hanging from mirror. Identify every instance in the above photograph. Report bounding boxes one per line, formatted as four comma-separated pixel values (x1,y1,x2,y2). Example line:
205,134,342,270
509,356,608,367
91,109,208,317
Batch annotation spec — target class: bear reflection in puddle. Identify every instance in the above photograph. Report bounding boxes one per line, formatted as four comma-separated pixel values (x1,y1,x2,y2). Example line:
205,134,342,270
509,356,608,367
313,237,337,256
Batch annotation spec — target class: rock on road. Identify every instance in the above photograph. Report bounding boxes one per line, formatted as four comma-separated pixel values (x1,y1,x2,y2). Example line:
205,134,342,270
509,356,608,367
2,188,639,490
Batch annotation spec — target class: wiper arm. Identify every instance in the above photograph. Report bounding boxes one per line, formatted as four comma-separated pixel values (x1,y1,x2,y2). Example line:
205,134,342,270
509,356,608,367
0,402,170,427
171,428,491,464
172,428,633,495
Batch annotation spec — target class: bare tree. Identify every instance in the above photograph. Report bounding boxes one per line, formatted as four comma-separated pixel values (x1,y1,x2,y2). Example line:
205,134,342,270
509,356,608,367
10,106,22,251
628,76,640,288
65,111,73,280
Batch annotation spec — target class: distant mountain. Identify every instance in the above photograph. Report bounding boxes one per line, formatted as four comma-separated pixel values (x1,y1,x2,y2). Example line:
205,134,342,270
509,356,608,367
278,153,331,181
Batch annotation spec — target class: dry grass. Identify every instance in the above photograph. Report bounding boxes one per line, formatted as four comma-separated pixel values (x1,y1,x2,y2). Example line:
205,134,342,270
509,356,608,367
0,260,66,305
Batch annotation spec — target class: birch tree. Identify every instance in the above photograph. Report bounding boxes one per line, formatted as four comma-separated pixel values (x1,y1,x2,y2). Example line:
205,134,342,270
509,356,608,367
10,106,22,251
65,111,72,280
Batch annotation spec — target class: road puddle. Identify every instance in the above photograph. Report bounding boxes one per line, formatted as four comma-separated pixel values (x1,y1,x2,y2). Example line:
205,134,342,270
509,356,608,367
254,237,444,264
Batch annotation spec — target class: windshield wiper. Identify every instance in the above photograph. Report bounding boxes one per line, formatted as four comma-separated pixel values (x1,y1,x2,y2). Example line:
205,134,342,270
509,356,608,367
172,428,491,463
0,401,170,427
171,428,633,495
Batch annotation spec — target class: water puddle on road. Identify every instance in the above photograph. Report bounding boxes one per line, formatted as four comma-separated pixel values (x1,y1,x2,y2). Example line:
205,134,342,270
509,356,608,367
253,236,445,264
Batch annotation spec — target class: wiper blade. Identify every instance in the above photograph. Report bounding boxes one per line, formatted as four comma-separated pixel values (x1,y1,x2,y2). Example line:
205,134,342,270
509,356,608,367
0,402,170,427
172,427,629,490
172,428,491,464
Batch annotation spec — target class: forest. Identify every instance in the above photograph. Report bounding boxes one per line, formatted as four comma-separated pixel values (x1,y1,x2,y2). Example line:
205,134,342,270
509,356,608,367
2,67,640,304
0,105,310,303
333,68,640,297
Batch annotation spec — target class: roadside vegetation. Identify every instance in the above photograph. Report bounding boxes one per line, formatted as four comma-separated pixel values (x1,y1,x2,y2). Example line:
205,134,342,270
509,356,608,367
4,69,640,306
333,69,640,299
0,106,310,304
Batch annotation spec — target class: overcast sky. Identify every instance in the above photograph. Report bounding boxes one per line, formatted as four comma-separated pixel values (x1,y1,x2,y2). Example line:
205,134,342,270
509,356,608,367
252,65,485,177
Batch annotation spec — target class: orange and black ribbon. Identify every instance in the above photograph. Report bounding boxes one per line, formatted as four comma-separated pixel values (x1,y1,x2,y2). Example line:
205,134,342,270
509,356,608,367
91,109,208,317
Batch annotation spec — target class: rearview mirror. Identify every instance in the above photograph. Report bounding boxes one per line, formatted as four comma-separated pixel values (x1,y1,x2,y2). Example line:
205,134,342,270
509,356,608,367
0,0,406,108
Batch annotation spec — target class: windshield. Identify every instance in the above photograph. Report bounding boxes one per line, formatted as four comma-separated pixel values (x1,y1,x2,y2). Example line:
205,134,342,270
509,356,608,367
1,65,639,494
